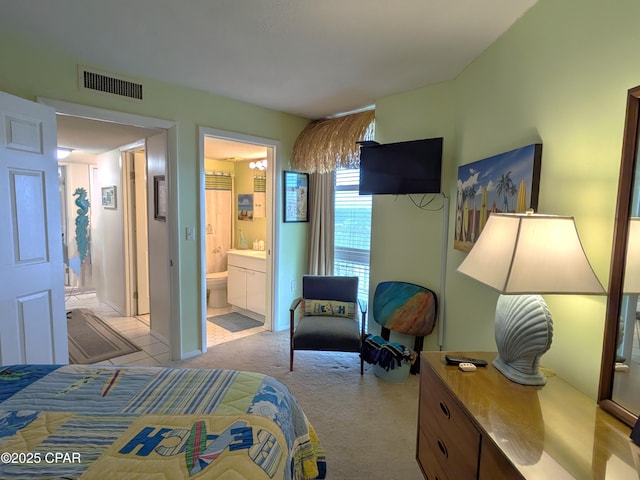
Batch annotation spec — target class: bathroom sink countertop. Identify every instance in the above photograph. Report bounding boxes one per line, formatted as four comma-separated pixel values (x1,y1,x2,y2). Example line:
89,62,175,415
227,249,266,259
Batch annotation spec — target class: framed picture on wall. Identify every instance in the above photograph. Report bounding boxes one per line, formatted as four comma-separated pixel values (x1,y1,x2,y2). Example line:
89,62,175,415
454,143,542,252
101,185,116,209
237,193,254,221
283,171,309,223
154,175,167,221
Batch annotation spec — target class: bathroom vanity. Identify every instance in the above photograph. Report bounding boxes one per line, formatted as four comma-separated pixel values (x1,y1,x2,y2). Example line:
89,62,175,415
227,249,266,316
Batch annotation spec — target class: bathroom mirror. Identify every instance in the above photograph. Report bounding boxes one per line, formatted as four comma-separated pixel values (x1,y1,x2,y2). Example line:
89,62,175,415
599,85,640,427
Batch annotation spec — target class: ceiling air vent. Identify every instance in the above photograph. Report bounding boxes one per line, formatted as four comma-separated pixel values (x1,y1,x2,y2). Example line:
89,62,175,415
78,66,143,102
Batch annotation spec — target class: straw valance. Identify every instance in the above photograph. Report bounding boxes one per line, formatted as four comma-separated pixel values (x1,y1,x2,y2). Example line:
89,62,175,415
291,110,375,174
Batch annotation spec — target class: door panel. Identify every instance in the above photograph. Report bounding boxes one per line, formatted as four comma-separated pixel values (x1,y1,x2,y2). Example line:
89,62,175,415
0,92,67,365
246,270,265,315
227,265,246,308
11,170,47,262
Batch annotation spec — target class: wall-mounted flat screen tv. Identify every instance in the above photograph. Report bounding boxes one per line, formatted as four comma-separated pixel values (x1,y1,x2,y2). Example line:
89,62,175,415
358,137,443,195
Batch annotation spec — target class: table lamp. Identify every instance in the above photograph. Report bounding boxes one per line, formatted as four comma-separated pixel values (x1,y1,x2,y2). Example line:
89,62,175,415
457,211,605,385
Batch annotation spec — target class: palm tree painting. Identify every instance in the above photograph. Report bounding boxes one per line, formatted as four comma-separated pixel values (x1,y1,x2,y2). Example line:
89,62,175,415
496,171,516,212
455,144,542,252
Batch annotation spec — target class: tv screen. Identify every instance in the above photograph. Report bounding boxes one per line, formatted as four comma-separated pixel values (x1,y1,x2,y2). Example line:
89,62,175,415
358,137,443,195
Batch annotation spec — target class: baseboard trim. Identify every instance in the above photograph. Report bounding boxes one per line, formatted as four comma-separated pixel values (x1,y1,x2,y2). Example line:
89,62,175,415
181,349,203,361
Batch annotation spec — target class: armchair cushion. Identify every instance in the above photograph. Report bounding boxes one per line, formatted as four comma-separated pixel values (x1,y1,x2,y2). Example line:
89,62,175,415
293,315,361,351
304,299,356,319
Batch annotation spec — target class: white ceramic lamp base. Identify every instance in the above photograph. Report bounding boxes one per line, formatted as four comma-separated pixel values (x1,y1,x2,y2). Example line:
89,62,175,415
493,294,553,386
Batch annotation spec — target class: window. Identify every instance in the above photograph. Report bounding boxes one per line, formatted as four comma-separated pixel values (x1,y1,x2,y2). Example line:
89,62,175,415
334,168,372,300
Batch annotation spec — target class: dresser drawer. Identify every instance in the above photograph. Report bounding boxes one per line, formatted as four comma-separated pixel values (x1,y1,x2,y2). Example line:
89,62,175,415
479,436,524,480
419,361,481,479
417,429,448,480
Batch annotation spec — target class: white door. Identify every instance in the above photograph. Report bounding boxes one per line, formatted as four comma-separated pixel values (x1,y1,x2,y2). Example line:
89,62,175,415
124,149,150,316
134,151,150,314
0,92,67,365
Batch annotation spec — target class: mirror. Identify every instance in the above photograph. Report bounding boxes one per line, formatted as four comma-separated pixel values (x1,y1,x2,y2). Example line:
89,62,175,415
599,85,640,427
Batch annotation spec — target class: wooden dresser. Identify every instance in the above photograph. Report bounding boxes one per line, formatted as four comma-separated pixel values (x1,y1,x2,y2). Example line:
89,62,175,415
417,352,639,479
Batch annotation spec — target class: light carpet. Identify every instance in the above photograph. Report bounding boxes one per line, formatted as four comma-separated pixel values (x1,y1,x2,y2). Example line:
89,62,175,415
67,308,141,364
170,330,423,480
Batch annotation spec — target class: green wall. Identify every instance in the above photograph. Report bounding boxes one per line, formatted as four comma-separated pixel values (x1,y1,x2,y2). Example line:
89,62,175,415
373,0,640,399
0,31,309,357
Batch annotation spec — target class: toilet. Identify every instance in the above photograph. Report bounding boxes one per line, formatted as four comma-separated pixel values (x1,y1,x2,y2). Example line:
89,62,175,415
206,271,229,309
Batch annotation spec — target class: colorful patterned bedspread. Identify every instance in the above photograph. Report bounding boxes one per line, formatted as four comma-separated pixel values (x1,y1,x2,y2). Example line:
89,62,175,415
0,364,326,479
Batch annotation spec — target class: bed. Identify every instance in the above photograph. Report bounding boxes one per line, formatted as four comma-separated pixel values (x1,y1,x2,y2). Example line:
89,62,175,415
0,364,326,479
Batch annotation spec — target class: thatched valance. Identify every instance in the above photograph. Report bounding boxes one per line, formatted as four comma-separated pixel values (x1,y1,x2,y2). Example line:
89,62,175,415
292,110,375,174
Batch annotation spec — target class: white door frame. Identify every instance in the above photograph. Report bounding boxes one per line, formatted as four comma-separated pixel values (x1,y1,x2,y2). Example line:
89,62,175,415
121,142,148,317
37,97,181,360
198,126,279,353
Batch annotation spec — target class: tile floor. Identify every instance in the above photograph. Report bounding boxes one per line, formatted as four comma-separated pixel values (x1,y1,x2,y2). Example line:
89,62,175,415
64,289,266,367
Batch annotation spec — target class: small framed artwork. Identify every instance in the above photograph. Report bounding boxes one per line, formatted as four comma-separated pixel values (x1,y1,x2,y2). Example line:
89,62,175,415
237,193,254,221
283,171,309,223
154,175,167,221
101,185,116,209
454,143,542,252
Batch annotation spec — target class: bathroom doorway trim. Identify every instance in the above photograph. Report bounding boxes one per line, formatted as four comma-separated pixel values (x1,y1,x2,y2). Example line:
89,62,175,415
198,126,279,353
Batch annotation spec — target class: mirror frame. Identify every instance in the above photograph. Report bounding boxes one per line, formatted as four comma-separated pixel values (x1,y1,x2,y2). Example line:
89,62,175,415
598,85,640,427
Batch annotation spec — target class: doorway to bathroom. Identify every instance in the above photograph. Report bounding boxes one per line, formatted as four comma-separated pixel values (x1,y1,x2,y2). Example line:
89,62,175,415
199,127,277,350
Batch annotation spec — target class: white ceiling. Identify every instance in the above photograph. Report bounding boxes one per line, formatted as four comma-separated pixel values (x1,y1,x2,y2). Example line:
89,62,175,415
2,0,537,155
56,114,267,159
56,115,162,153
203,137,268,161
1,0,536,120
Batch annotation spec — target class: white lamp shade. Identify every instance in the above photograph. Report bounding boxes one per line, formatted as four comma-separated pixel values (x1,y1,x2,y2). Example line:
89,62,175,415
457,213,605,295
624,217,640,293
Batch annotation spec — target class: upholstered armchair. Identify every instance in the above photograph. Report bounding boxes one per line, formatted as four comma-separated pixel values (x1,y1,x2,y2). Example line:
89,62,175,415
289,275,366,374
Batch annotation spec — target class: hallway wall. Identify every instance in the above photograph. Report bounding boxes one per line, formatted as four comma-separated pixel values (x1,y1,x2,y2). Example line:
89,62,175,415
147,132,171,341
95,148,126,314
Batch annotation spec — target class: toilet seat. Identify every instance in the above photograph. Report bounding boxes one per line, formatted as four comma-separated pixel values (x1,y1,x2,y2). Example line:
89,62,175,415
206,271,227,280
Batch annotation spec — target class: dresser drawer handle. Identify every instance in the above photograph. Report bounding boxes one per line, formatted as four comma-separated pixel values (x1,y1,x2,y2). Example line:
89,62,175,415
439,401,450,419
437,439,448,458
